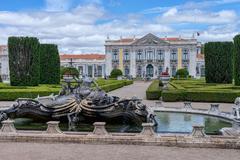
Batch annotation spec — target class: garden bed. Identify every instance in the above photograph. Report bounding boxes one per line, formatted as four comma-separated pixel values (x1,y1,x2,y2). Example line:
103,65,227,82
0,80,133,101
146,80,162,100
162,79,240,103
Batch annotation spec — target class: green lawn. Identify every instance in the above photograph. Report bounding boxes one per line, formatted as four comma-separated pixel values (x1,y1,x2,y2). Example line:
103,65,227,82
162,78,240,103
0,79,133,101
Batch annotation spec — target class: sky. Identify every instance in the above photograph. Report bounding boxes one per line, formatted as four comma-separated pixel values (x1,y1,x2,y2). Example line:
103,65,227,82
0,0,240,54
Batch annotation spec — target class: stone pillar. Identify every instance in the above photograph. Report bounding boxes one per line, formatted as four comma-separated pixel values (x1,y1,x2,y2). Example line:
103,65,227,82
140,123,156,136
92,64,94,78
105,47,112,76
0,119,16,133
130,50,136,78
46,121,62,134
208,104,220,114
191,125,206,137
92,122,108,136
164,49,170,72
183,102,192,110
189,47,197,77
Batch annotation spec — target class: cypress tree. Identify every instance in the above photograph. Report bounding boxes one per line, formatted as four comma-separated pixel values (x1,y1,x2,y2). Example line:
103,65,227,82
233,35,240,86
8,37,40,86
204,42,233,83
39,44,60,84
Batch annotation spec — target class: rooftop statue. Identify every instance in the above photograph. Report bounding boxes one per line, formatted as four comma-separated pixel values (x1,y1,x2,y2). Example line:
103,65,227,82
0,77,157,128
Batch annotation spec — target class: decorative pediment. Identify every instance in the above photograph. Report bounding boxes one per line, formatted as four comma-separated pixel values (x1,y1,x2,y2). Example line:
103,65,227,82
132,33,169,46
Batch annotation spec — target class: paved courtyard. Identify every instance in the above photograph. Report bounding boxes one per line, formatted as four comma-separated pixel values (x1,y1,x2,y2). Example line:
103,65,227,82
0,143,239,160
109,81,233,112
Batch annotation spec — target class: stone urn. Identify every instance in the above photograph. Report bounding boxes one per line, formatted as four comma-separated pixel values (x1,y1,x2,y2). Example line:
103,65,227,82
160,73,170,90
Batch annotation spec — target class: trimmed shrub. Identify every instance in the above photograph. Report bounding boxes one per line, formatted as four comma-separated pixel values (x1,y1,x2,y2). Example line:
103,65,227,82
175,68,189,78
39,44,60,84
162,90,240,103
204,42,233,83
110,69,123,78
146,80,162,100
60,67,79,78
159,80,163,87
233,35,240,86
8,37,40,86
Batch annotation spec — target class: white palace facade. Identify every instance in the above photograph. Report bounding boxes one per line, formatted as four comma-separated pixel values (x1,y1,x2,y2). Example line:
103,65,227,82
105,33,203,78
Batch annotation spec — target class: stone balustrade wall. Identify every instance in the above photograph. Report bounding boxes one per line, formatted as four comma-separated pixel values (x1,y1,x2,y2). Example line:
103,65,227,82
0,120,239,149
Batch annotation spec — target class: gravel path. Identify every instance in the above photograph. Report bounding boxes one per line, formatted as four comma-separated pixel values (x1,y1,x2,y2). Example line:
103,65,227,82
0,143,239,160
109,81,233,112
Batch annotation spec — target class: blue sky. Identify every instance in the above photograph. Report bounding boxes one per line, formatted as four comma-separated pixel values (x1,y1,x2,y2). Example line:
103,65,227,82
0,0,240,53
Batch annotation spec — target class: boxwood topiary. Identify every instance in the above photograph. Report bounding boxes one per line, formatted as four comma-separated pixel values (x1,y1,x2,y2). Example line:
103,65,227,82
175,68,189,78
110,69,123,78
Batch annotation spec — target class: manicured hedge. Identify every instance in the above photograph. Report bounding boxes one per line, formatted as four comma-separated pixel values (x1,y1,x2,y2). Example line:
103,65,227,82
8,37,40,86
39,44,60,84
146,80,162,100
0,80,133,101
204,42,233,83
162,90,240,103
233,35,240,86
162,79,240,103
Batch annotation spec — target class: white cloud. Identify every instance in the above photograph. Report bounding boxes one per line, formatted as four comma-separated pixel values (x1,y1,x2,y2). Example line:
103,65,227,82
0,1,239,53
159,9,237,24
163,8,177,17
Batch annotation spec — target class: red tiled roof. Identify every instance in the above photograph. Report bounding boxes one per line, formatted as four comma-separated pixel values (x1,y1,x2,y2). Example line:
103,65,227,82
60,54,105,60
0,45,7,53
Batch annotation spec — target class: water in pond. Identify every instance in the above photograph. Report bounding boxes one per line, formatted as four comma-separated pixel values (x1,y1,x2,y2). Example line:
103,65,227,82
0,112,232,135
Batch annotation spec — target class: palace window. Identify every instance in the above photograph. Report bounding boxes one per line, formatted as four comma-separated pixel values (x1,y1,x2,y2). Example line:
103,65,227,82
137,66,142,76
146,49,153,60
112,49,118,60
136,50,142,60
158,66,163,75
124,66,130,76
182,49,189,60
124,49,130,61
157,50,164,60
171,50,177,60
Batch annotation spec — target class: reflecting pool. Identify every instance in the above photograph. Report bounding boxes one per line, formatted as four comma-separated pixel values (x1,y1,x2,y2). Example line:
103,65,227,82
0,112,232,135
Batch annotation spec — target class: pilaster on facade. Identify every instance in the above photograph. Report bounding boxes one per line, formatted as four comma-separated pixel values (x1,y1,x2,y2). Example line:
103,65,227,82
164,49,171,72
189,47,197,77
130,50,136,77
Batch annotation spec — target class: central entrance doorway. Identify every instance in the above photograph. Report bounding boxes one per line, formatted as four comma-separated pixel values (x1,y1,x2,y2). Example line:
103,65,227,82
146,64,154,77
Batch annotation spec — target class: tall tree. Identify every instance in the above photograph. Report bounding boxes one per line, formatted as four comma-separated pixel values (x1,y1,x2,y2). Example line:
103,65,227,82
39,44,60,84
204,42,233,83
8,37,40,86
233,35,240,86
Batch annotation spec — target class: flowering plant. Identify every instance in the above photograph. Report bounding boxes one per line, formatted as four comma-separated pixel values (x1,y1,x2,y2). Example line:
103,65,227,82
161,72,169,76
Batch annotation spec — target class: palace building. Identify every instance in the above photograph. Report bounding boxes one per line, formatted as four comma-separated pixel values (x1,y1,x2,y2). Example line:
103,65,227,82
105,33,203,78
60,54,106,78
0,45,10,82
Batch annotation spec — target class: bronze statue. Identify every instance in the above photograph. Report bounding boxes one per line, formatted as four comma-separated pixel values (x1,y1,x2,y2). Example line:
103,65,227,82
0,77,157,128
